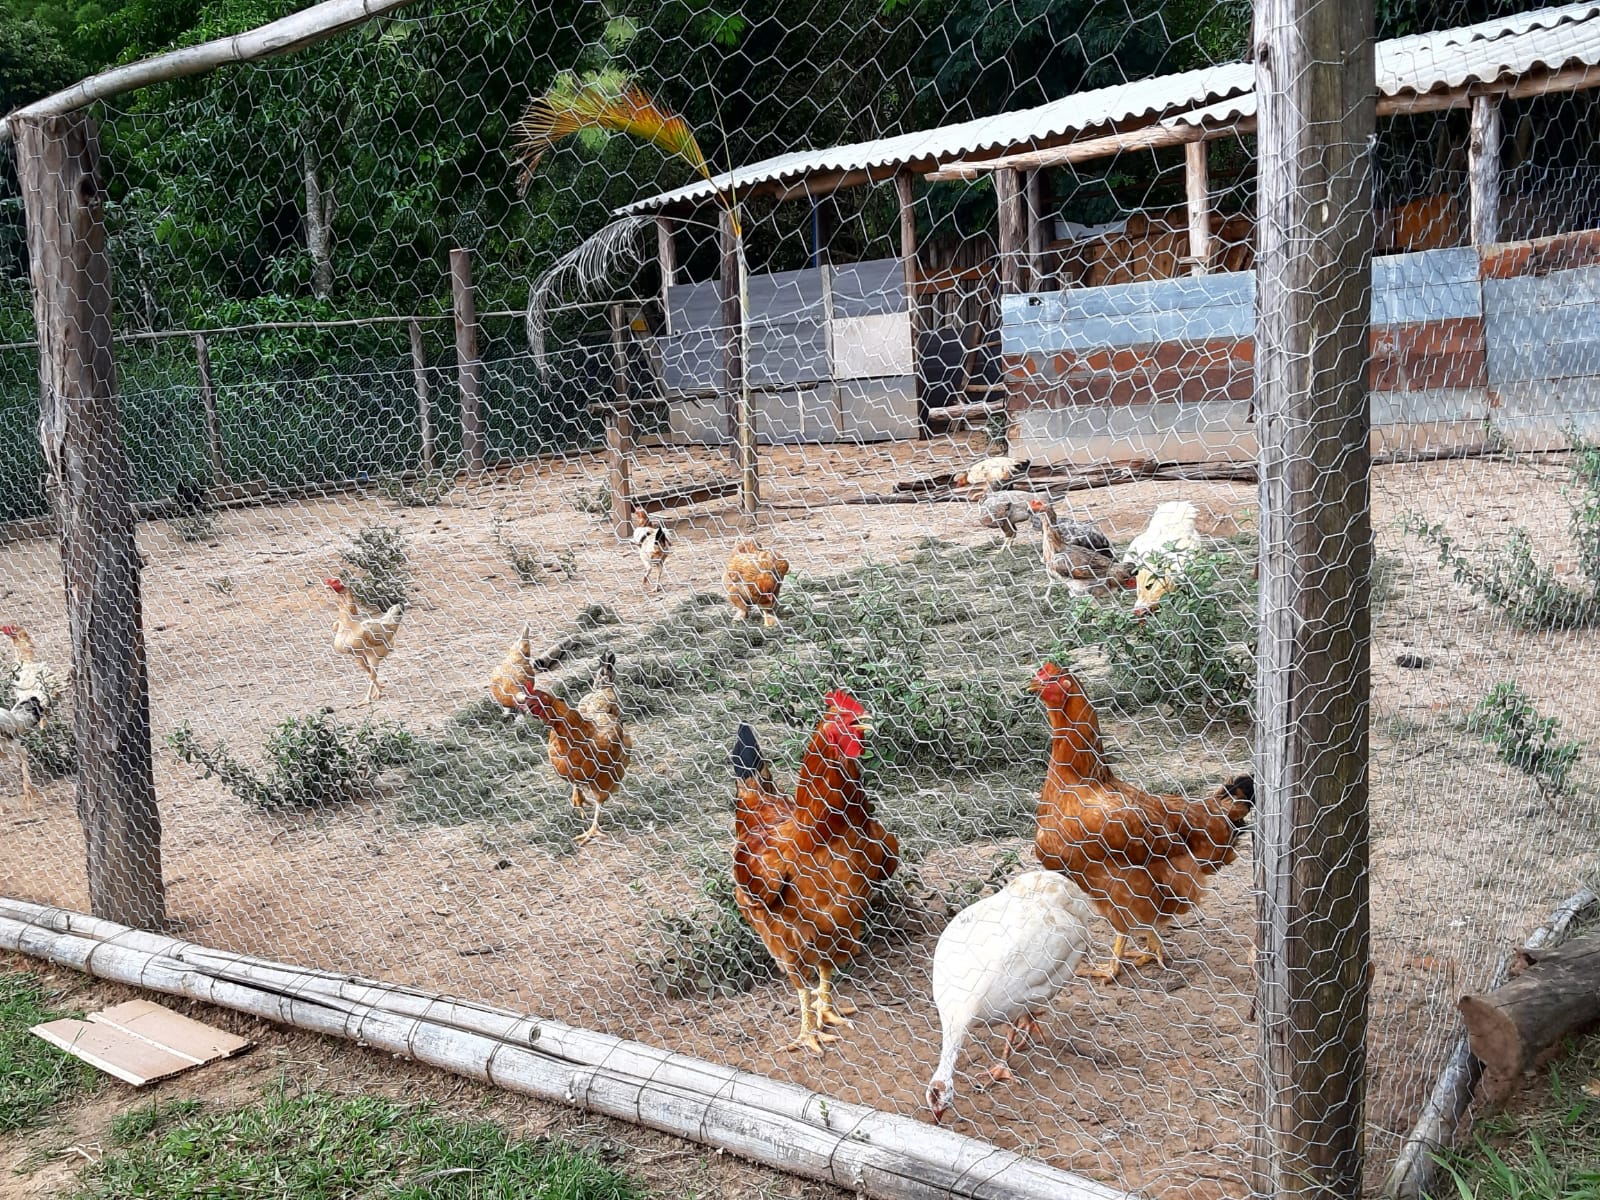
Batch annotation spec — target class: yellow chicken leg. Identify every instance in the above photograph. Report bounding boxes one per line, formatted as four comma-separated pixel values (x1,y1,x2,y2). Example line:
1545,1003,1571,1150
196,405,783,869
761,611,779,628
1083,932,1162,982
784,986,837,1055
573,798,605,845
813,966,856,1028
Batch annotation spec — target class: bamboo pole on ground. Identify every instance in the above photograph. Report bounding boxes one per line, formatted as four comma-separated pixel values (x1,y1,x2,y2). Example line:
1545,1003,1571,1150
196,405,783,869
0,898,1129,1200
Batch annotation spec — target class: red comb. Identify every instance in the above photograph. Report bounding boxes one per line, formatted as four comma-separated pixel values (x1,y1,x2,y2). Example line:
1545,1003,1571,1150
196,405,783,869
1035,662,1064,680
825,689,865,717
323,577,342,589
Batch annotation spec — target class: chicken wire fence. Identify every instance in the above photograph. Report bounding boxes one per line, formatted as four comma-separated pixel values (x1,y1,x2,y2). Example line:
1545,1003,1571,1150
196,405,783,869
2,0,1600,1196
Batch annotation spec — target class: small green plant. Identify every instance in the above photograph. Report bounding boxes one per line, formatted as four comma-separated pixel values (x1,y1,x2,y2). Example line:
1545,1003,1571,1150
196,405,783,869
110,1098,204,1146
1471,683,1583,794
572,483,613,516
170,508,220,543
339,524,411,611
1407,434,1600,630
168,710,417,810
377,470,451,507
492,513,579,586
206,575,234,595
76,1088,642,1200
0,969,98,1132
1069,550,1255,721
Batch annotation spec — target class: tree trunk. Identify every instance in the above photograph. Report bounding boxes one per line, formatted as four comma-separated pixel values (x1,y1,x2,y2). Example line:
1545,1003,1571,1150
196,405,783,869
1459,932,1600,1077
302,121,333,300
1252,0,1376,1195
15,113,165,931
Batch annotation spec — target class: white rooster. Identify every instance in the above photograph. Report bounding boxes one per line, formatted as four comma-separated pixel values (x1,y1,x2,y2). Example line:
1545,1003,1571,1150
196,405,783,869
1126,500,1201,616
1,626,56,805
925,870,1094,1123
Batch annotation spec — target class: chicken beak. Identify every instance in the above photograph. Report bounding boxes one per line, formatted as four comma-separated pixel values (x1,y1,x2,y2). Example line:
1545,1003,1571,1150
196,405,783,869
854,716,874,734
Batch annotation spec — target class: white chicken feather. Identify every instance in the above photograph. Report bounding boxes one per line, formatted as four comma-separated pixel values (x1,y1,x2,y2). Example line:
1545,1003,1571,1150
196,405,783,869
1125,500,1202,615
926,870,1094,1122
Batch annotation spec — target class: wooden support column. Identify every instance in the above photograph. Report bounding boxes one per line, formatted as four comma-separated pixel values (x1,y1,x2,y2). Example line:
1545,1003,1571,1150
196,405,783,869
16,113,165,930
1252,0,1375,1195
450,248,484,473
656,217,676,336
720,207,756,515
1185,139,1213,274
896,170,925,433
408,319,434,473
608,303,633,538
995,167,1027,293
1026,169,1047,285
1469,92,1502,248
193,333,225,483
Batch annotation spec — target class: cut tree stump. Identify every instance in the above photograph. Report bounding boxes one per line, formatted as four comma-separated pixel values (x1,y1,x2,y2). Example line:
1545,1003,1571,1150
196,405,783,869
1458,931,1600,1076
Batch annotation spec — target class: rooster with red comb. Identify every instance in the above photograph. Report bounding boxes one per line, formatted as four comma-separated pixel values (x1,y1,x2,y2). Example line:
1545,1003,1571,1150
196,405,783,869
729,688,900,1053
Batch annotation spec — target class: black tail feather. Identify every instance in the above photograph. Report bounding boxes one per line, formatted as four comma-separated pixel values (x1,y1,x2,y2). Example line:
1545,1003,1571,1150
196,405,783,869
732,723,764,782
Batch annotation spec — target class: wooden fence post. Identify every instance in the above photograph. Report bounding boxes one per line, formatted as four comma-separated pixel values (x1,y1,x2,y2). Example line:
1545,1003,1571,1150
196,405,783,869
193,332,225,483
1184,140,1212,274
720,208,757,515
995,167,1027,293
609,303,633,538
408,318,434,473
16,112,165,930
896,170,927,434
450,248,484,473
1252,1,1375,1197
1469,93,1501,248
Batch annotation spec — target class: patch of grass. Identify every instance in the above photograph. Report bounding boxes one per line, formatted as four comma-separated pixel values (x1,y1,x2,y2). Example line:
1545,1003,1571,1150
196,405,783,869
492,513,579,586
170,508,221,543
339,524,411,612
1432,1033,1600,1200
0,663,77,782
378,470,452,507
75,1087,642,1200
110,1098,204,1146
571,484,613,517
1056,549,1255,723
1407,434,1600,630
1471,682,1584,795
168,709,417,811
0,969,98,1132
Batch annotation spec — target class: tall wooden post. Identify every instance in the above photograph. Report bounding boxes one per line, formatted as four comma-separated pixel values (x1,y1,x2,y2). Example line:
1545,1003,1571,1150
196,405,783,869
1026,169,1047,285
609,303,633,538
450,248,484,472
16,113,165,930
995,168,1027,293
1469,93,1502,248
896,170,925,434
1252,0,1375,1197
1185,140,1213,274
408,318,434,473
720,207,756,515
656,217,677,336
193,333,225,483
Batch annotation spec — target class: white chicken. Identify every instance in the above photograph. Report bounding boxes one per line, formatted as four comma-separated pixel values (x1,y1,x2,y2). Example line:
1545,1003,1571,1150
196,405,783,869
1126,500,1202,616
954,456,1027,489
631,507,671,592
1,626,55,805
925,870,1094,1123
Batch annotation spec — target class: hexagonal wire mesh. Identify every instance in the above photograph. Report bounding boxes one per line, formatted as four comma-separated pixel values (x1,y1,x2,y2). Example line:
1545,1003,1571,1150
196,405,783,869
2,0,1598,1196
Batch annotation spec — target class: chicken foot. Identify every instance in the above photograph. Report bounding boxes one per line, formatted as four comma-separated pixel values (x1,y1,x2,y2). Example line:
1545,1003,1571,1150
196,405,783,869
812,965,856,1029
572,793,606,845
784,985,839,1055
360,662,384,705
1083,932,1165,982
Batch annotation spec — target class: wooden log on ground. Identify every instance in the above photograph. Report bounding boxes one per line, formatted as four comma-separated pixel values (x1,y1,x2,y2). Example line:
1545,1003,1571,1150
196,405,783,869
0,900,1131,1200
1459,931,1600,1077
15,113,165,931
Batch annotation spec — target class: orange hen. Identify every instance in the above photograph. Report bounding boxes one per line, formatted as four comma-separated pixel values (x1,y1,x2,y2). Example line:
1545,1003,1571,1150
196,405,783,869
520,651,631,845
723,540,790,626
730,691,899,1054
1029,662,1253,981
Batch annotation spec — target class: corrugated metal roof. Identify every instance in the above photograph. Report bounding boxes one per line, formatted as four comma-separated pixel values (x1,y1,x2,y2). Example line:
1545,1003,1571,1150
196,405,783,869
618,62,1252,214
622,4,1600,214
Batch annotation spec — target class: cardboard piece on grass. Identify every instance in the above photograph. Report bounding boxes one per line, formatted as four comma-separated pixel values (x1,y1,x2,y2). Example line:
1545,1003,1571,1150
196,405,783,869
31,999,252,1087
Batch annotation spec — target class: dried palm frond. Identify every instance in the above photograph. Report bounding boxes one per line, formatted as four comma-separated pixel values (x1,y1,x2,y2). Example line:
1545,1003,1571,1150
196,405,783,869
525,215,655,374
514,77,707,184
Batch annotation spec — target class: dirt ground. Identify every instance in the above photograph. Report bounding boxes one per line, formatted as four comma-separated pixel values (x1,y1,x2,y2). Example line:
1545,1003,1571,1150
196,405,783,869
0,956,847,1200
1,435,1596,1198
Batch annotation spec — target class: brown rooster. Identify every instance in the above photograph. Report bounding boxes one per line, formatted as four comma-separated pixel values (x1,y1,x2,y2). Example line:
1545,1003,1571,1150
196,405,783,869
730,691,899,1054
324,577,404,704
723,539,790,626
520,651,631,845
488,623,564,713
1028,662,1252,981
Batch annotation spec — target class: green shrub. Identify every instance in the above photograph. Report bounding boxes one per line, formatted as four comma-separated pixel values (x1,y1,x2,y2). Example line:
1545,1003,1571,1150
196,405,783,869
377,470,451,507
1408,435,1600,630
492,513,578,586
338,524,411,611
1471,682,1583,794
168,710,417,810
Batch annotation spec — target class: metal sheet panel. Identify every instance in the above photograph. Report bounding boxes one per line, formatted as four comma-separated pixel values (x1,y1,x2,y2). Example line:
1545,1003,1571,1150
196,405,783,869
831,313,913,378
1002,273,1255,354
837,377,918,441
831,259,907,317
1485,265,1600,383
1372,247,1483,325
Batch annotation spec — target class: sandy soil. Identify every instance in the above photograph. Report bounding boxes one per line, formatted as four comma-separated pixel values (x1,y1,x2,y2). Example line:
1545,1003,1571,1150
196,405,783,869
1,436,1596,1198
